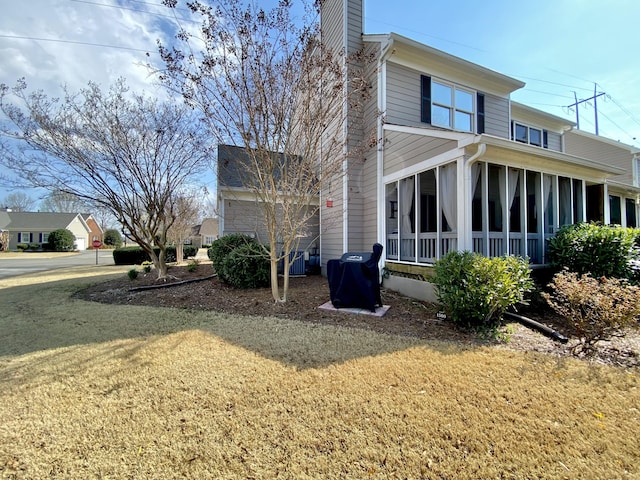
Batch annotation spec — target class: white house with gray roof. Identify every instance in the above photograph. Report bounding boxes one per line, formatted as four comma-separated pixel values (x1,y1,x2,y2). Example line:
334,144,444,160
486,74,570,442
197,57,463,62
0,211,92,250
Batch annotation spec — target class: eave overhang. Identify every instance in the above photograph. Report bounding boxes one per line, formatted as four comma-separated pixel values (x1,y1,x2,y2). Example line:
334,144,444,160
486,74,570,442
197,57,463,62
461,134,626,180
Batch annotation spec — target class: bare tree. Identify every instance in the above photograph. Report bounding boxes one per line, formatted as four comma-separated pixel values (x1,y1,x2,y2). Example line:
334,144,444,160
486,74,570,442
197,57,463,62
39,190,88,213
167,191,203,263
157,0,371,302
0,78,212,279
1,191,35,211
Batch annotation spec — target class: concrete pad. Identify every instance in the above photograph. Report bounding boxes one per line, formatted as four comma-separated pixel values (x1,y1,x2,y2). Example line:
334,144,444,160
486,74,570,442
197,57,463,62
318,301,390,317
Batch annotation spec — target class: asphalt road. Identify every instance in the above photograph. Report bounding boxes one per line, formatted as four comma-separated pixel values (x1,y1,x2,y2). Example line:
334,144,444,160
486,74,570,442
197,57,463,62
0,250,115,279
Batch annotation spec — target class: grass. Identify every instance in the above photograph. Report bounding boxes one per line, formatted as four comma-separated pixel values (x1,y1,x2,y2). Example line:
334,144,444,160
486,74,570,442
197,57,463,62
0,267,639,479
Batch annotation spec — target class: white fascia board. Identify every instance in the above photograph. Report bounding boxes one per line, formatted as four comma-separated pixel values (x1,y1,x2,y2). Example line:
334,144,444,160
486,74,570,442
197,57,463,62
470,134,627,177
383,123,472,142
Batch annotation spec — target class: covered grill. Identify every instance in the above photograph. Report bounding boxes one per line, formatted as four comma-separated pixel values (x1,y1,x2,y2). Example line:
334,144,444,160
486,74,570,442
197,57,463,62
327,243,383,312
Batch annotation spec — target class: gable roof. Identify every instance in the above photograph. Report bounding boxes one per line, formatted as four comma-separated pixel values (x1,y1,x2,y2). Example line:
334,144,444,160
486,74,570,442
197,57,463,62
364,32,525,97
0,212,87,231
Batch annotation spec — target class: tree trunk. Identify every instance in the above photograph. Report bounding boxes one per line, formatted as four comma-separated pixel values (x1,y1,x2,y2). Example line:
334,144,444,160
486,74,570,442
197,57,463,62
147,246,168,280
176,241,184,265
270,254,282,302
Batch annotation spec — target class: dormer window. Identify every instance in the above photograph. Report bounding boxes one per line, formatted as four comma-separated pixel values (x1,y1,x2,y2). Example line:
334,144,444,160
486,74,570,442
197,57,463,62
421,76,475,133
511,122,548,148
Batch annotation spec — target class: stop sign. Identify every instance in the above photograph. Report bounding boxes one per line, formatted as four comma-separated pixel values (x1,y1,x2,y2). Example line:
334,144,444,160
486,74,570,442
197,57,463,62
92,239,103,249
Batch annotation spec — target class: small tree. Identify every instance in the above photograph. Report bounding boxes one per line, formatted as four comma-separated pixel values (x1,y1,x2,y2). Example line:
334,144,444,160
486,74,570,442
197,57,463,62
157,0,372,301
543,271,640,356
47,229,75,252
167,192,203,263
103,229,123,248
0,78,211,280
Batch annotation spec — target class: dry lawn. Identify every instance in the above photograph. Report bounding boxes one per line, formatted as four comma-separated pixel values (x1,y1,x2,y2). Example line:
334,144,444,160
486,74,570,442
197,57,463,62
0,267,639,479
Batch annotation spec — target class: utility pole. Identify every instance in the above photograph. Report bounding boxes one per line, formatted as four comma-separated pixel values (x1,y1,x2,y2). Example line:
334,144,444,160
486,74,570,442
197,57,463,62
567,84,606,135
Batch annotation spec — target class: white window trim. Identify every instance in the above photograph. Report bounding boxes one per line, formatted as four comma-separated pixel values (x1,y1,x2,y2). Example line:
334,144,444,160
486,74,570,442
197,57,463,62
431,79,475,133
512,122,546,148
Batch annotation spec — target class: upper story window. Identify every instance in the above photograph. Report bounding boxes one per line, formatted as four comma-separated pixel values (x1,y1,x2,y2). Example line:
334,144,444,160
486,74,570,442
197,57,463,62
511,122,548,148
421,76,477,133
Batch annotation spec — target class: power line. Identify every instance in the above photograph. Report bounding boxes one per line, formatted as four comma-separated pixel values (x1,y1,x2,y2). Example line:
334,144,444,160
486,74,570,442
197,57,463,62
0,34,152,53
69,0,197,23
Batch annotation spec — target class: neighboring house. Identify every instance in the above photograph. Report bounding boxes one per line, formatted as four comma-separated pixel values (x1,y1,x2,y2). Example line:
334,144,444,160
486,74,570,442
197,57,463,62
219,0,640,300
187,217,219,248
81,214,104,245
217,144,320,252
0,211,93,250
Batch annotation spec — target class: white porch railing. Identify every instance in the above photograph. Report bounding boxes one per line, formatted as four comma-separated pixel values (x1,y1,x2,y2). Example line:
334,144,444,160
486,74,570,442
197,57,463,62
386,232,457,263
388,231,547,265
472,232,545,264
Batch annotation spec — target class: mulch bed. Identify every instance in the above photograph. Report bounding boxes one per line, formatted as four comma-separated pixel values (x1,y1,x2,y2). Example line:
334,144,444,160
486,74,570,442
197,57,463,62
75,264,640,368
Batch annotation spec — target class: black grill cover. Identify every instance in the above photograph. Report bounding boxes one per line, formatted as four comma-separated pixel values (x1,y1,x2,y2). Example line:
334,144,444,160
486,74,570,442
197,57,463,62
327,243,383,312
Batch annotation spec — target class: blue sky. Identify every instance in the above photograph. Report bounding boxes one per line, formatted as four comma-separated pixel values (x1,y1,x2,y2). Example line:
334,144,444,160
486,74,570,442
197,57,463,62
1,0,639,203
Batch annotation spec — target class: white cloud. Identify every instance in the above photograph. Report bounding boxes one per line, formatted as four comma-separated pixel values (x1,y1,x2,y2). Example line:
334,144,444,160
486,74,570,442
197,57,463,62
0,0,175,96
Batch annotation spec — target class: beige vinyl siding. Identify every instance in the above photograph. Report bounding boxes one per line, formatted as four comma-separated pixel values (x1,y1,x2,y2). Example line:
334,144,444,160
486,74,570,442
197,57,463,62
547,131,562,152
383,131,457,177
222,198,268,240
346,0,362,54
386,63,512,138
385,62,422,127
564,131,635,185
223,198,319,252
361,42,381,250
483,93,509,138
321,0,344,54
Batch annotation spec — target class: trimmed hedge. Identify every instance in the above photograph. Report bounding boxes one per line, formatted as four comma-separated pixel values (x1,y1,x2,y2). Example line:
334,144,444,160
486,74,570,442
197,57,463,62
432,251,534,332
208,234,258,281
221,242,270,288
113,245,197,265
547,222,640,283
47,229,75,252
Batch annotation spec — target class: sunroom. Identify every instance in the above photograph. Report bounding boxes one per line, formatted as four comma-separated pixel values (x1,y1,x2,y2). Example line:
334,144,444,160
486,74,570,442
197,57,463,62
384,135,627,267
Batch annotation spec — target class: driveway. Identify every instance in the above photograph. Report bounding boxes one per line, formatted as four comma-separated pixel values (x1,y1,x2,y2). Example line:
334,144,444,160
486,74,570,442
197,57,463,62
0,250,115,279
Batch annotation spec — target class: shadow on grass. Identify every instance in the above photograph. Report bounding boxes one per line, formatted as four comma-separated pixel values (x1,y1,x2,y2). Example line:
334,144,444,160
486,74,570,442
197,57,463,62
0,269,485,372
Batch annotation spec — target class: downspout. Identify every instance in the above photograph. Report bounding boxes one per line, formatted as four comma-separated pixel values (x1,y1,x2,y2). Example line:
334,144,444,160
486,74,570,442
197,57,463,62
377,36,394,274
462,142,486,251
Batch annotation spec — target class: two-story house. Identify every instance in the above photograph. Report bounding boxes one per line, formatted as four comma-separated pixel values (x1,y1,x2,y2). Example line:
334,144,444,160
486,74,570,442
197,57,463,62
317,0,639,300
217,0,639,301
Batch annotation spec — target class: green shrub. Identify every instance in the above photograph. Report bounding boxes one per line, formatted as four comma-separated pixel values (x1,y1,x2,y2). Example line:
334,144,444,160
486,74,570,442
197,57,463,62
127,268,139,280
28,243,40,251
433,251,534,332
221,242,270,289
187,258,200,272
543,271,640,356
103,229,123,248
16,243,29,251
141,261,152,273
208,234,258,281
47,229,76,252
182,245,197,259
113,246,149,265
547,222,640,283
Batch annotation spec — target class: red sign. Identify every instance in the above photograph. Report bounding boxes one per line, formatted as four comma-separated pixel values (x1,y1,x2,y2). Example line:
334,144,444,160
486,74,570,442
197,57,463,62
92,239,103,249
